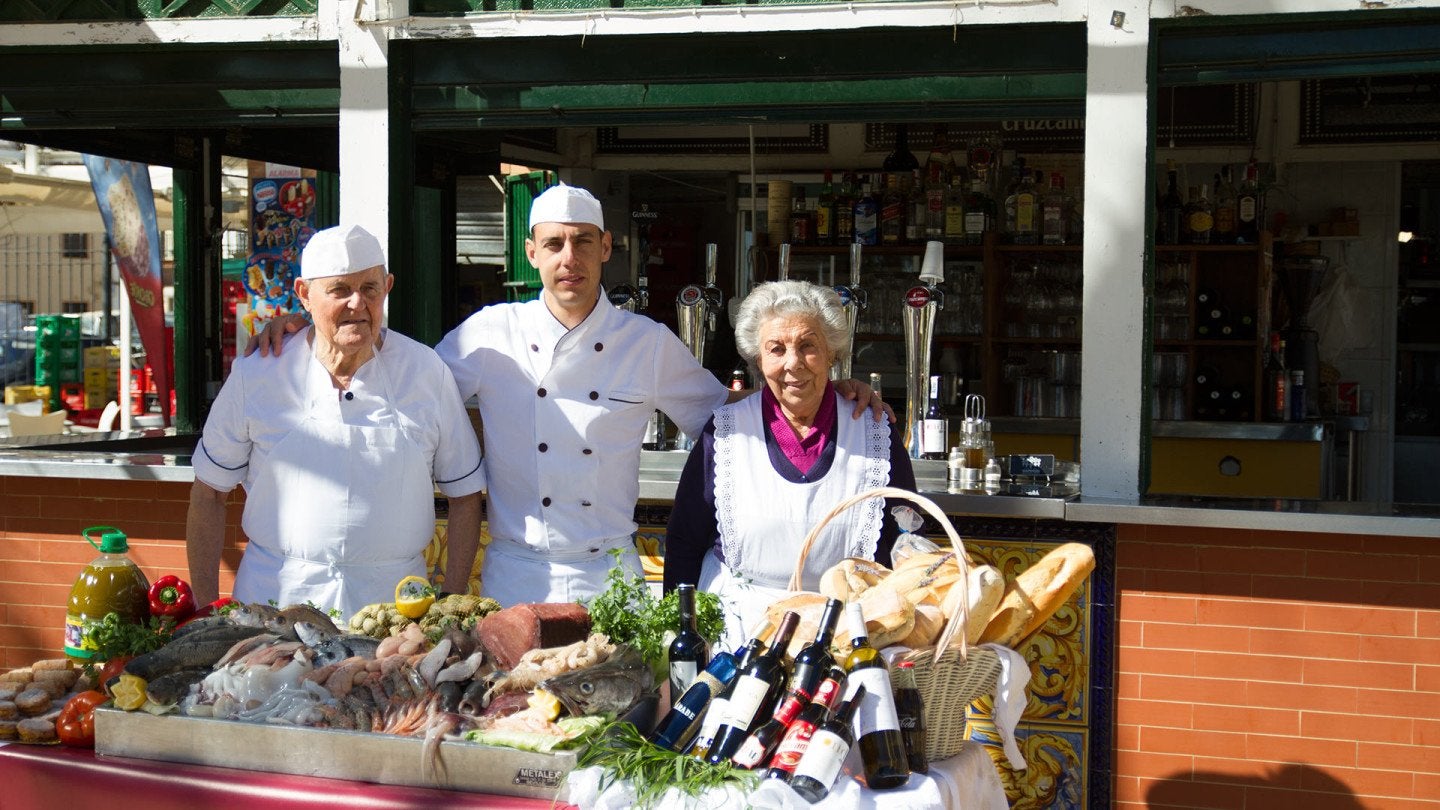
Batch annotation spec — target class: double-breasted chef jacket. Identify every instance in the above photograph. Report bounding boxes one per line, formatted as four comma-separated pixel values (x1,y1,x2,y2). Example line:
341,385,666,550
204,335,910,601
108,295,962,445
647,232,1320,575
195,326,484,619
436,292,729,606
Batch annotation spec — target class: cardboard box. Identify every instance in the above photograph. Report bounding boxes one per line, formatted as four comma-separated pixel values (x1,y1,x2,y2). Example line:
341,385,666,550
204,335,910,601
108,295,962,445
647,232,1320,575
4,385,51,410
84,345,122,369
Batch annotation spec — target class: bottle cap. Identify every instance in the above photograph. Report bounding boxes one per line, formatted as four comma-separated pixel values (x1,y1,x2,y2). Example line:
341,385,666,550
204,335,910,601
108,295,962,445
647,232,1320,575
99,531,129,553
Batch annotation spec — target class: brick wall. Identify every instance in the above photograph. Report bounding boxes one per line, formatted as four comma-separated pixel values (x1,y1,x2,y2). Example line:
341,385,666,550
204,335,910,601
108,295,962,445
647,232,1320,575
0,475,246,669
1115,523,1440,809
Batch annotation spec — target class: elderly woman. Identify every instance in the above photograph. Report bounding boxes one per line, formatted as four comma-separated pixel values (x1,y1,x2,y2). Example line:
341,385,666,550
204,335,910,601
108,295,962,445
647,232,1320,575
664,280,916,653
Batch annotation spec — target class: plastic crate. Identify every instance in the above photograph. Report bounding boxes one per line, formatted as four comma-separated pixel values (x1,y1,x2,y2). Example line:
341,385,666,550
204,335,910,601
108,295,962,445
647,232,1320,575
35,314,81,343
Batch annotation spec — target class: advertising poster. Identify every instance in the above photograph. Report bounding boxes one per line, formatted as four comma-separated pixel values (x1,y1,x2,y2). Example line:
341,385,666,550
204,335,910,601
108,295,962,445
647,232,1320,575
82,154,171,425
242,173,316,336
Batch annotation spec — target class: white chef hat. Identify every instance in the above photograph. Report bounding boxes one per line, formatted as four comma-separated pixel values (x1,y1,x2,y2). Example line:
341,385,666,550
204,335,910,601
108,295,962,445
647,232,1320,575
528,183,605,232
300,224,387,279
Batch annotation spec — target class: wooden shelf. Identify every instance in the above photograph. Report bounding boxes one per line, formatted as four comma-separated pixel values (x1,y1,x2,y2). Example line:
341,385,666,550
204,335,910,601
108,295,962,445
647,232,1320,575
1156,242,1262,253
994,243,1083,253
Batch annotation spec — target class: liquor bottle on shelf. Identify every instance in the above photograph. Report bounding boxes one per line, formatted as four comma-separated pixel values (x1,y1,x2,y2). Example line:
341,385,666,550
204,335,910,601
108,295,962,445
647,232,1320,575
1041,172,1070,246
668,583,709,702
920,374,948,460
788,684,866,803
1157,160,1184,245
907,168,926,244
815,170,837,246
892,660,928,775
923,164,946,241
1265,332,1289,422
732,688,811,769
1004,160,1040,245
836,172,856,245
854,178,879,246
841,602,910,790
883,124,920,176
790,186,813,246
925,123,956,186
963,172,995,246
1236,159,1262,243
650,651,740,752
1213,166,1238,243
703,611,800,764
787,597,842,699
880,173,906,246
766,668,846,783
943,175,968,244
1184,184,1213,245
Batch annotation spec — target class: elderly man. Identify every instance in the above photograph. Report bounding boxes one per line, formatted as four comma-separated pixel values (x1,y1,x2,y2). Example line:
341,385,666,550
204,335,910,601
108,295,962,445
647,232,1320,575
253,184,883,606
188,224,484,618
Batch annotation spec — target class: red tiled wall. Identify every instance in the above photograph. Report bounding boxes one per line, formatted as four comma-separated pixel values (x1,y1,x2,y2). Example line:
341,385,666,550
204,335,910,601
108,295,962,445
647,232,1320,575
0,475,247,669
1115,524,1440,809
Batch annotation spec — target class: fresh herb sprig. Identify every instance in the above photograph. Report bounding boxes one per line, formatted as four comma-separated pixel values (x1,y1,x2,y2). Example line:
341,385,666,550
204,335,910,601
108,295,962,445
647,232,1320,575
84,612,173,661
577,719,758,808
585,550,725,668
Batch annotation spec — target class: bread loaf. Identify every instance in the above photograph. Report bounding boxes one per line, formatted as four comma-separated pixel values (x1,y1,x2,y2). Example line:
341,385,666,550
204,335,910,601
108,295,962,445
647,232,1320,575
978,543,1095,646
963,564,1006,645
899,603,945,648
818,557,891,602
764,593,830,659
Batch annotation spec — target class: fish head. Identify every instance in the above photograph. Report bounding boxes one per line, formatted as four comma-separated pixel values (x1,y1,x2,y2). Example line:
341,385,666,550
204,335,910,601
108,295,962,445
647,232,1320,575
538,645,655,719
293,620,335,647
230,603,279,628
311,638,349,667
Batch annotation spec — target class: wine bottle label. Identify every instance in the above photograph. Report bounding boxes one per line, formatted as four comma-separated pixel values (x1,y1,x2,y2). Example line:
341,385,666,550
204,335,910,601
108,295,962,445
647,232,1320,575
691,696,729,752
723,675,772,730
790,730,849,787
669,661,698,700
847,669,901,735
1238,197,1257,223
920,419,946,454
733,735,770,768
769,719,818,773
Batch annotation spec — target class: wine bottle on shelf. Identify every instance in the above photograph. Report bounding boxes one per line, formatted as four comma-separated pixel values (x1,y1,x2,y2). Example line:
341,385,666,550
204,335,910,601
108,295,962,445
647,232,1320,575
883,124,920,174
1157,160,1184,246
732,687,811,769
668,583,709,702
815,170,837,246
703,611,801,765
788,684,866,803
1237,159,1262,244
1265,332,1289,422
1213,166,1238,243
786,597,842,699
1228,385,1252,421
836,172,856,246
766,668,846,783
841,602,910,790
1194,364,1220,389
920,374,948,460
690,636,764,759
650,651,739,752
892,660,928,775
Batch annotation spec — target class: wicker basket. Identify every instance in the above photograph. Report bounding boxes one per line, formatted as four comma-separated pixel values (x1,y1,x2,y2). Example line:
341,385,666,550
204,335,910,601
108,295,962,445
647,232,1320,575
787,486,1004,763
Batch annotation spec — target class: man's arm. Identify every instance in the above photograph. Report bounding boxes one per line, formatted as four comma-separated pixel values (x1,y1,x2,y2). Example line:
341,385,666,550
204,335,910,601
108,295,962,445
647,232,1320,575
186,481,230,607
443,492,482,594
727,379,893,422
243,312,308,357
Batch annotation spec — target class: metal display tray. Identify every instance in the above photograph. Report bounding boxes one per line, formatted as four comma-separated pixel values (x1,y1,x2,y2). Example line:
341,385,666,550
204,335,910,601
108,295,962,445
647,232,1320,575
93,707,577,801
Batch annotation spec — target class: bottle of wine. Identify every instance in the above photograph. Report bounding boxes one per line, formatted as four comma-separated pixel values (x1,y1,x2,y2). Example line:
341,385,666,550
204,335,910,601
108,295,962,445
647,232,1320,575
883,124,920,174
690,637,764,759
788,684,865,803
766,668,846,783
732,687,810,769
1237,159,1261,244
1213,166,1238,243
842,602,910,790
1158,160,1184,245
920,374,948,460
815,169,837,246
650,651,739,752
668,583,709,703
836,172,856,245
892,660,928,774
703,611,800,764
787,597,842,698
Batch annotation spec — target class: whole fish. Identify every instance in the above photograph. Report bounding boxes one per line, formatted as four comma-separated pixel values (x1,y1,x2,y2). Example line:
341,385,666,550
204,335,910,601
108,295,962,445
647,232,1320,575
294,620,342,647
310,634,383,667
145,667,211,707
229,603,281,629
124,624,271,683
537,645,655,719
267,604,341,640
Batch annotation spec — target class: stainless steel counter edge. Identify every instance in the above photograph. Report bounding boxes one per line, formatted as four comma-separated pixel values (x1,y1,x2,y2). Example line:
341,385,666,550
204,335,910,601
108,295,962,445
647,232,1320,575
0,449,198,482
1066,497,1440,538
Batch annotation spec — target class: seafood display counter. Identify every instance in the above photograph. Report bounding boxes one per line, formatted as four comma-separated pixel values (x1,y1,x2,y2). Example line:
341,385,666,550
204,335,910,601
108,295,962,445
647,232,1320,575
0,739,571,810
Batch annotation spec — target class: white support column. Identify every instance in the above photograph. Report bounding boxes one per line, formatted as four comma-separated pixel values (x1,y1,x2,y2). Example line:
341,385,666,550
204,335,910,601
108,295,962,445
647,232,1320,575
335,0,403,248
1079,2,1150,499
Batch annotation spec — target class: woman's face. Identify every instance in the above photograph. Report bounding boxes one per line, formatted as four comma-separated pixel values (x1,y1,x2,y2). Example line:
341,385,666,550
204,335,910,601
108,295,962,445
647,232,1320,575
757,313,833,419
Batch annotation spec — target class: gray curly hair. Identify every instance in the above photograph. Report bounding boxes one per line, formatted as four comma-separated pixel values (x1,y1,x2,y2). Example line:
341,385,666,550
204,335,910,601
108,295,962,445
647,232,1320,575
734,280,851,373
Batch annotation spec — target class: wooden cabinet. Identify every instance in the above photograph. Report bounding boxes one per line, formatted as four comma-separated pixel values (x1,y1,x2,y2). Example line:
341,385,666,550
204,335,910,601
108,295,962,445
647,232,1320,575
1151,235,1272,422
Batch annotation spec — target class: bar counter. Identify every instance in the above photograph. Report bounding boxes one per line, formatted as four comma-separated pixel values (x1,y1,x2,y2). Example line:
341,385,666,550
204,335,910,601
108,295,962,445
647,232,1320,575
4,430,1436,537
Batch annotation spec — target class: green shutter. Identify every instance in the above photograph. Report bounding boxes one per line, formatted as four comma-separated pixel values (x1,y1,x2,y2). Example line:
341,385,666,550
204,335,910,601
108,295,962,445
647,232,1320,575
504,171,555,303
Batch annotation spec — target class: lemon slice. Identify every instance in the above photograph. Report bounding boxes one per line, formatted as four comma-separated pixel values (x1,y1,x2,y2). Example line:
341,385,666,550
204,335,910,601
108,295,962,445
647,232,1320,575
112,672,148,711
394,575,436,619
528,688,562,721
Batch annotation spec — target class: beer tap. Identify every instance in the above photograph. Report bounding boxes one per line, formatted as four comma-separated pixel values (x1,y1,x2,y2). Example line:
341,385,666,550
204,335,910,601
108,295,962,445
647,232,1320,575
606,283,640,312
832,242,868,381
903,241,946,460
777,243,791,281
675,243,724,450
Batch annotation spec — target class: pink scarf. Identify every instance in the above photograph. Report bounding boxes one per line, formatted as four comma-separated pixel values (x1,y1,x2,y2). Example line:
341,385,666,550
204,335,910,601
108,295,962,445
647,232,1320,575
762,381,836,475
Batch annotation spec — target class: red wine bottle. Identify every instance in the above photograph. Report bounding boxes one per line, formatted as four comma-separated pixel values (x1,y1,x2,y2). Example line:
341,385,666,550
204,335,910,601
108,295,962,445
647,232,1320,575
788,684,865,803
765,667,846,783
667,584,709,701
787,597,842,699
703,611,800,764
731,688,810,769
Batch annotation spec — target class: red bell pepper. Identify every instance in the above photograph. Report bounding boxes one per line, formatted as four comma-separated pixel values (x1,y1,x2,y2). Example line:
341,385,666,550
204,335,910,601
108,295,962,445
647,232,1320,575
180,596,239,626
56,690,109,747
147,575,196,621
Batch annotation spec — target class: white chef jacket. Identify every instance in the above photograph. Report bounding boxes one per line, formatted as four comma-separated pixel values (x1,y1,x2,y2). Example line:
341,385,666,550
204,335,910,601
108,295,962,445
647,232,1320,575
194,327,484,614
436,294,728,573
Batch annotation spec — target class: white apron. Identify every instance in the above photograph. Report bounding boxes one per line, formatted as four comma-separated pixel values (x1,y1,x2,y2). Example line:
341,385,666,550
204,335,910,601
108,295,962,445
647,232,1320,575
700,394,890,653
235,342,436,620
481,535,642,607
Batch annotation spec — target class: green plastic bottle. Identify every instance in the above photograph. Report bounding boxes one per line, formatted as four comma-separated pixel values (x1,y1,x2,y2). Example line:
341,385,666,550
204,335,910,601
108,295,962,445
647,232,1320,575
64,526,151,660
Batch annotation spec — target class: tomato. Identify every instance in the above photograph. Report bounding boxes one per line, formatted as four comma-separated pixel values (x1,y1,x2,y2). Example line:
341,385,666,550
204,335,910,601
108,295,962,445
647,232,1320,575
57,690,109,748
96,654,134,697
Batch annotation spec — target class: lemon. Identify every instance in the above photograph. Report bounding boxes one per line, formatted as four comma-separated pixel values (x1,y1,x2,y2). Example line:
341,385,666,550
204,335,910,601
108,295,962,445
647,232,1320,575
394,575,436,619
528,688,562,721
112,672,148,711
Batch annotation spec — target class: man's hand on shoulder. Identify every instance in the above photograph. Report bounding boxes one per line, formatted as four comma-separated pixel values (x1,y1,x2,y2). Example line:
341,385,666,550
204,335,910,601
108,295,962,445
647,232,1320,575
835,378,895,423
243,312,308,358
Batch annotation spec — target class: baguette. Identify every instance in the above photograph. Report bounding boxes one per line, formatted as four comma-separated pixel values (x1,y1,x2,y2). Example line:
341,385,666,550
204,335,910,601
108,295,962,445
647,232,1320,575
963,564,1006,645
818,557,891,602
978,542,1095,646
